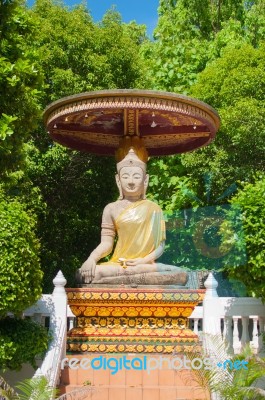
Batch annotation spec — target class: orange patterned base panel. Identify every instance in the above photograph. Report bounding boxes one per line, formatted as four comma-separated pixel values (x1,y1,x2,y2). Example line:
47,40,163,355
67,339,201,354
68,326,197,339
67,288,205,307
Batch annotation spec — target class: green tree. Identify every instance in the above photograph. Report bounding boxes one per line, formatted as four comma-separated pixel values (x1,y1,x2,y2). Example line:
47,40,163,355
226,175,265,299
27,146,116,290
0,186,48,371
0,318,49,371
0,1,44,309
138,0,265,223
0,0,44,175
0,189,42,316
30,1,148,101
0,0,50,373
182,43,265,196
144,0,265,94
147,155,192,213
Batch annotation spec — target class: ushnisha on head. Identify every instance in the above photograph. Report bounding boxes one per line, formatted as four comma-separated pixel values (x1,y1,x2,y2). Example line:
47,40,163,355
115,138,149,200
116,148,146,173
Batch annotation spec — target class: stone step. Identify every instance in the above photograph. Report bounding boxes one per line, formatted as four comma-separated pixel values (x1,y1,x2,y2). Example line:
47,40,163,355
68,326,197,338
59,362,210,399
61,354,204,385
58,381,209,400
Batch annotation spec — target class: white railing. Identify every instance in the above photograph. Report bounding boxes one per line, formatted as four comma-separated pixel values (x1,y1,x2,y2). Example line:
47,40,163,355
24,271,68,396
189,273,265,355
48,318,67,389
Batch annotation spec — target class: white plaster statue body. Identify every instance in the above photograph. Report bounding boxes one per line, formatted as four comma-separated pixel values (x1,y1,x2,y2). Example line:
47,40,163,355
77,149,187,286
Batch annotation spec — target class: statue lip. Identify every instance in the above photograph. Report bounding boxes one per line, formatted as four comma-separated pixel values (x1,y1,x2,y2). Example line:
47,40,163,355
43,89,220,157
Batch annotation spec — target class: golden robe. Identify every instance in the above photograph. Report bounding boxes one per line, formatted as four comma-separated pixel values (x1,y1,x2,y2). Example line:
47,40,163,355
104,200,165,265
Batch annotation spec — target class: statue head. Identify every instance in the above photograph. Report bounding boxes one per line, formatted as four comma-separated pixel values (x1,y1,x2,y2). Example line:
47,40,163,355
116,148,149,200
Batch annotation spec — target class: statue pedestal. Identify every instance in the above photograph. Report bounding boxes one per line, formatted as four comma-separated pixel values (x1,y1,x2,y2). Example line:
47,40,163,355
66,287,204,354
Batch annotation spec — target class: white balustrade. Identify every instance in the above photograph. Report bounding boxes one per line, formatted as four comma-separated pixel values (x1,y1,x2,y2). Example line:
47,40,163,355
23,271,68,398
199,272,265,355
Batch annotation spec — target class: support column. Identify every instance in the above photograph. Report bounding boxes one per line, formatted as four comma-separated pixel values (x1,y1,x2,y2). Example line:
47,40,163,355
232,316,241,354
203,273,220,355
241,316,249,347
258,317,264,353
223,316,233,354
250,315,259,353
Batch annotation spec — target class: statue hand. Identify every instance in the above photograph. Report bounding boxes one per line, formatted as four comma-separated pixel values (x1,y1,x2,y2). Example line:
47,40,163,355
125,258,147,266
78,256,97,283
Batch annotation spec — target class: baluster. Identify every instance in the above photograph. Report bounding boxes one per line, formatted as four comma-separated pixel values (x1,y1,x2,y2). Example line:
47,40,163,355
241,316,249,347
258,317,264,353
67,305,75,331
68,316,75,330
224,316,233,354
232,316,241,354
33,312,42,324
203,273,219,353
250,315,259,353
222,316,226,340
193,318,199,335
41,315,46,327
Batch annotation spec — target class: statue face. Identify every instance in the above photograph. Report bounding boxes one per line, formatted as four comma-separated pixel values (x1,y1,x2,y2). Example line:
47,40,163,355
118,166,146,198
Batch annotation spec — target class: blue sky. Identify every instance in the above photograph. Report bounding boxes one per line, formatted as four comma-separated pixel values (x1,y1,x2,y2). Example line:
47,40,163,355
28,0,160,36
87,0,159,36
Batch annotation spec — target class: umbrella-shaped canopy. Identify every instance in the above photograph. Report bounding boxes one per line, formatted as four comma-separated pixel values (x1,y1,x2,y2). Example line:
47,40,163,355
44,89,220,156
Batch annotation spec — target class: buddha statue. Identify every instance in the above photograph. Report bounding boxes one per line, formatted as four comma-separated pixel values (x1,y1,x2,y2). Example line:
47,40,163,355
76,139,188,286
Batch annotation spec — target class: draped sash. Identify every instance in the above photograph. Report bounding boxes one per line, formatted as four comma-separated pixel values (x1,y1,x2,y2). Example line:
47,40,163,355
109,200,165,264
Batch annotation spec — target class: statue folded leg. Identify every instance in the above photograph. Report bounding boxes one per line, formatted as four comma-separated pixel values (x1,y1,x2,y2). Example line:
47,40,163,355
92,263,188,286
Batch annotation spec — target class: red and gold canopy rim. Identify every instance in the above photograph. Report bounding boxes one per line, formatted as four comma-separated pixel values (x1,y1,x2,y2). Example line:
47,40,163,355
44,89,220,156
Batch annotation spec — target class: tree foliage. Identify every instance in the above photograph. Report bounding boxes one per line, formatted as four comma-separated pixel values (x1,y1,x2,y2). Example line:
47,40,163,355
27,146,117,290
0,317,49,371
144,0,265,93
0,189,42,316
0,0,51,377
182,43,265,195
227,175,265,299
0,0,44,175
30,0,148,100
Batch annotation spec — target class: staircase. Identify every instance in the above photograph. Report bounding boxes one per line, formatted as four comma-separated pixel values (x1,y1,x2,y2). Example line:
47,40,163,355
58,354,210,400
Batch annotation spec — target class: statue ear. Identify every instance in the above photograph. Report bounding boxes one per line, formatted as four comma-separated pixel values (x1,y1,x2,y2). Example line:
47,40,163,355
115,174,123,200
143,174,149,200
